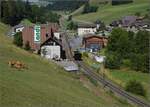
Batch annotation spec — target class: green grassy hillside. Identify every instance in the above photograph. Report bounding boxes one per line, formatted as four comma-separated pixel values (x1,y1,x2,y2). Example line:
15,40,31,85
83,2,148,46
0,22,132,107
82,53,150,102
73,0,150,24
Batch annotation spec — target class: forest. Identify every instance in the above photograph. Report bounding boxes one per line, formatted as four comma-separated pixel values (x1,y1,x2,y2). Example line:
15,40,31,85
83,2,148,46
1,0,60,26
105,28,149,73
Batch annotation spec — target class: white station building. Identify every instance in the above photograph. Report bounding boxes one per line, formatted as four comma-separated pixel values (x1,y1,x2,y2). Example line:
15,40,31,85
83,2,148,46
77,23,97,36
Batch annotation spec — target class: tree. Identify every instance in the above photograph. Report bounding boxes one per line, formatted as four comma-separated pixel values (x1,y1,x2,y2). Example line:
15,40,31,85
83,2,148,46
1,0,60,26
125,80,146,97
82,3,98,14
106,28,130,58
130,31,149,73
13,32,23,47
67,15,72,21
67,21,77,30
105,52,122,69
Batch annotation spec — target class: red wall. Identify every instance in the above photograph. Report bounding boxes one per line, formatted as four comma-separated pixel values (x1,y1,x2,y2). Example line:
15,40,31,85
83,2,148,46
22,23,59,50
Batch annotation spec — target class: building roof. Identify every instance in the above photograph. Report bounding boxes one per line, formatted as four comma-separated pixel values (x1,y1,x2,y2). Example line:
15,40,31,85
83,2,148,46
122,16,138,27
132,19,150,28
78,23,96,28
83,34,108,39
22,23,59,50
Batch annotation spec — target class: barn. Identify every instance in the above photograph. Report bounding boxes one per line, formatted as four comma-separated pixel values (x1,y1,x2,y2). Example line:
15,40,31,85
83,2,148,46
82,34,108,52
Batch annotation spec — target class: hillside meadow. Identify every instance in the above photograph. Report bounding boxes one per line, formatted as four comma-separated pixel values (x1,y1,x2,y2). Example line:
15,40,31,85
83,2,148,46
73,0,150,24
0,22,132,107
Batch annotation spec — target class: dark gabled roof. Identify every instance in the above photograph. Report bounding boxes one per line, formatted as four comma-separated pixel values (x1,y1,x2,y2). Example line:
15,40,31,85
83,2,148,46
78,23,96,28
130,19,150,28
83,34,108,40
122,16,138,27
40,36,62,47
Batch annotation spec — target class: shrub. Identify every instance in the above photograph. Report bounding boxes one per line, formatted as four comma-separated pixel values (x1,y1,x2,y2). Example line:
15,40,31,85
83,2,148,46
13,32,23,47
82,3,98,14
105,52,122,69
112,0,133,5
125,80,146,97
82,52,88,57
67,21,77,30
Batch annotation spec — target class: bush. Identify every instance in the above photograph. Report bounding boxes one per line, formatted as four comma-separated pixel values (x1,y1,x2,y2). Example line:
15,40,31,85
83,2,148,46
67,21,77,30
13,32,23,47
125,80,146,97
112,0,133,5
82,52,88,57
82,3,98,14
105,52,122,69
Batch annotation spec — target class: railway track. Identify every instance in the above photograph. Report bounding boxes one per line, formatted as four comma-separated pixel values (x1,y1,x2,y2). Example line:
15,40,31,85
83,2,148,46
62,27,150,107
78,62,150,107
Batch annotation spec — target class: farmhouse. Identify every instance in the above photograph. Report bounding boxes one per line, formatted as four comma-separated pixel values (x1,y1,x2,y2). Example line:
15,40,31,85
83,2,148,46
22,23,65,59
82,34,108,52
77,23,97,36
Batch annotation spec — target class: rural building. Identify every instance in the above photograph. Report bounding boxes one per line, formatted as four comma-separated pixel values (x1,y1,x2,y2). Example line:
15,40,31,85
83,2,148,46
82,34,108,52
110,16,150,32
22,23,66,59
14,24,25,33
22,23,59,50
8,24,25,36
77,23,97,36
40,36,64,60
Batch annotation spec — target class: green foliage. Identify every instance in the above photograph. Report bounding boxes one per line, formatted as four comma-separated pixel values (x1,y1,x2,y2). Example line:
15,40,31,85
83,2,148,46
1,0,60,26
105,28,129,69
24,41,31,51
82,3,98,14
86,74,98,86
112,0,133,5
125,80,146,97
135,12,141,16
105,52,122,69
130,31,149,73
0,22,132,107
67,21,78,30
107,28,130,58
46,0,87,11
82,52,89,57
67,15,72,21
73,0,149,24
13,32,23,47
106,29,149,73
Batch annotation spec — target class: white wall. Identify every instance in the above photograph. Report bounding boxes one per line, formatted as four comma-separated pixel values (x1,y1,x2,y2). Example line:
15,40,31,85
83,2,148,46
78,28,96,36
54,32,60,39
15,27,24,33
41,46,61,59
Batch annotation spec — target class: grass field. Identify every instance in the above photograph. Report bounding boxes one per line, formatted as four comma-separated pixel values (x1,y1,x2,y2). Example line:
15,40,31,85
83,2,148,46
73,0,150,24
0,22,133,107
107,69,150,102
82,52,150,102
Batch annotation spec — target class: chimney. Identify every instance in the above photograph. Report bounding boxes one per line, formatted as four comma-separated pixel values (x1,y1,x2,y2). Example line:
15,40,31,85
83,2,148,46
51,28,54,38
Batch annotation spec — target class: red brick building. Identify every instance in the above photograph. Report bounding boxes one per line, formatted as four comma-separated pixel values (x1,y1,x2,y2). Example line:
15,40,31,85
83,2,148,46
22,23,59,50
82,34,108,52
